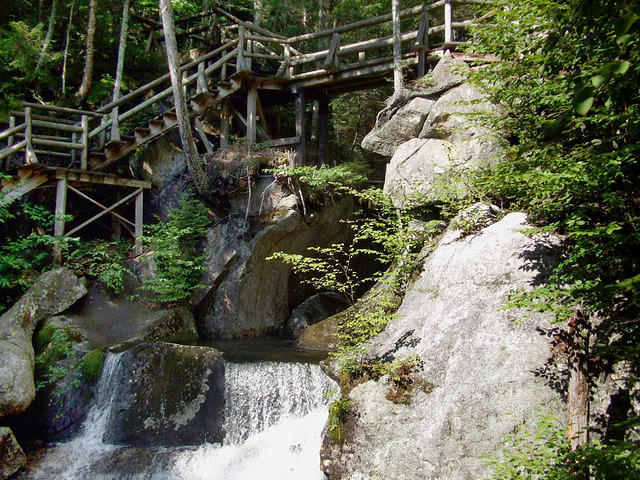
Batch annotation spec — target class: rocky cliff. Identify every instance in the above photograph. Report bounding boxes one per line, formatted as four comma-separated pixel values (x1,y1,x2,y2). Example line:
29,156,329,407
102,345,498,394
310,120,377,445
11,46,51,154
320,55,568,479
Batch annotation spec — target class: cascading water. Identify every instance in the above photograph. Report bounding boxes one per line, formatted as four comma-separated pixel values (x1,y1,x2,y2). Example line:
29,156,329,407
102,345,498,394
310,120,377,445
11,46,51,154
26,350,337,480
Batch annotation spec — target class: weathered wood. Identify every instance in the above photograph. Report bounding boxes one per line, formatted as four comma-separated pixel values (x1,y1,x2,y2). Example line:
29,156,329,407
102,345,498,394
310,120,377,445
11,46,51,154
197,62,208,94
54,177,67,236
287,4,424,44
0,173,48,206
54,169,151,189
30,138,83,150
247,86,257,151
0,140,27,160
444,0,453,45
31,119,83,133
134,189,143,255
110,107,121,142
237,26,248,71
324,33,340,71
213,6,286,40
256,93,271,137
318,93,329,165
417,7,430,77
262,136,300,148
81,115,89,171
194,118,213,154
35,149,72,158
0,121,24,142
17,133,73,142
220,99,231,149
67,184,135,228
11,111,77,125
23,102,103,118
65,187,142,237
295,88,305,165
289,30,419,66
24,107,37,165
245,52,284,61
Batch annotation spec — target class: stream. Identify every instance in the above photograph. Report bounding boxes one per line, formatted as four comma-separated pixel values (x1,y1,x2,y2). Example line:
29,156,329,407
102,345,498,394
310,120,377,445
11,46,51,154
21,340,337,480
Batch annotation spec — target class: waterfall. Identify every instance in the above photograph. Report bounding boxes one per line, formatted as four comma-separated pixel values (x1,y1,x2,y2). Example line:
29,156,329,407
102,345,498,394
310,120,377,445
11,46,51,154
28,352,337,480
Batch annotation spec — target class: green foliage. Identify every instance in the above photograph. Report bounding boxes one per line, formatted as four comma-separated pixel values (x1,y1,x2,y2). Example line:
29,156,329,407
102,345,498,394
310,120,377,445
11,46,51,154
65,240,131,294
0,200,71,313
139,194,211,304
266,160,372,205
81,349,105,384
34,326,80,391
486,414,640,480
328,396,350,446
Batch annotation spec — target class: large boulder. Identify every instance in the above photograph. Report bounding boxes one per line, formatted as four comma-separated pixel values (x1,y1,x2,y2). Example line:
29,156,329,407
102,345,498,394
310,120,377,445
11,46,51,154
0,268,86,417
321,212,566,479
196,197,353,338
361,97,435,157
0,426,25,479
102,342,225,446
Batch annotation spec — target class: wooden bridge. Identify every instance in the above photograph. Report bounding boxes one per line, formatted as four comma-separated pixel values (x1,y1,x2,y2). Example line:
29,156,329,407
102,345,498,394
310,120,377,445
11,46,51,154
0,0,486,252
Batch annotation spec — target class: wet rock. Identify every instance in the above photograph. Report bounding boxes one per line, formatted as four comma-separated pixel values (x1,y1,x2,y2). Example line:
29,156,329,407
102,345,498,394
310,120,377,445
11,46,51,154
0,268,86,417
197,198,353,339
102,343,225,447
321,213,565,480
0,427,25,479
286,293,349,339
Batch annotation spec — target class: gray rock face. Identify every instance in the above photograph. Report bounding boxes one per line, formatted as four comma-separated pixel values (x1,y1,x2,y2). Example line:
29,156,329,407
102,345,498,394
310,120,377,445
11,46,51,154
102,342,225,447
286,292,349,339
321,213,566,479
196,198,352,338
0,426,25,479
0,268,86,417
361,97,435,157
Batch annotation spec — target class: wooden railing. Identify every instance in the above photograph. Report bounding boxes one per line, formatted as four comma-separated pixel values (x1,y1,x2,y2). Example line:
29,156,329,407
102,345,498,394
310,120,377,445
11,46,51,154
0,0,487,173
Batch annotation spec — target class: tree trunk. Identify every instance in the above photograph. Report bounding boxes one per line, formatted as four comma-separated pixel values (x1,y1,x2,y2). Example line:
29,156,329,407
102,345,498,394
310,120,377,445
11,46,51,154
112,0,130,102
253,0,261,26
391,0,403,98
61,0,75,93
567,309,590,450
78,0,98,101
35,0,59,73
159,0,208,193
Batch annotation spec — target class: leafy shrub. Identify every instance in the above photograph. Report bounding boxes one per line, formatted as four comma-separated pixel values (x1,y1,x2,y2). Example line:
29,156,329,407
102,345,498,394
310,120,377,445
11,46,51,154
139,194,212,304
65,240,132,293
328,396,351,446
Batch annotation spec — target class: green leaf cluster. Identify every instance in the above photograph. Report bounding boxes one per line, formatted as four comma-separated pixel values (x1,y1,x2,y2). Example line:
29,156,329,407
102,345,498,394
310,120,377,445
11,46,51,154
138,194,211,304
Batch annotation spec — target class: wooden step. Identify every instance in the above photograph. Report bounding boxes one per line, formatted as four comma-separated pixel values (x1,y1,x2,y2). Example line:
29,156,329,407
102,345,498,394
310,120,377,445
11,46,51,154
134,127,152,142
162,112,178,125
148,118,165,134
191,92,216,112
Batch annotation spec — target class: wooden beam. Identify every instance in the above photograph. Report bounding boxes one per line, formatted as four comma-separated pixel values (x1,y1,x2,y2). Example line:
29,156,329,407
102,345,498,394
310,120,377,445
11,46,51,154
247,85,257,151
67,184,135,228
220,99,231,149
54,177,67,236
24,107,37,165
444,0,453,44
0,173,48,206
81,115,89,170
23,102,104,118
261,136,300,148
324,33,340,72
318,93,329,166
54,169,151,189
65,187,141,237
194,117,213,154
295,88,305,165
134,189,143,256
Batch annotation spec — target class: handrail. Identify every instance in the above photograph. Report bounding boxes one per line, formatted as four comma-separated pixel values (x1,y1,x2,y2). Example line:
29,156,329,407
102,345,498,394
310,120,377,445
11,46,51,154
22,102,104,118
96,39,239,114
0,123,25,141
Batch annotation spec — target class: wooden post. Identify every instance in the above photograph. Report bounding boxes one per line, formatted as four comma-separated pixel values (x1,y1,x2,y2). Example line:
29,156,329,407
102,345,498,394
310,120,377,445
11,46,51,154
81,114,89,171
417,7,430,78
220,99,231,149
110,107,121,142
134,189,143,256
237,26,247,71
7,115,15,148
284,44,293,78
54,177,67,237
194,117,213,154
24,106,37,165
247,85,257,151
295,87,305,165
444,0,452,46
568,310,590,451
111,191,121,240
182,70,188,97
197,61,208,94
71,132,78,166
318,92,329,166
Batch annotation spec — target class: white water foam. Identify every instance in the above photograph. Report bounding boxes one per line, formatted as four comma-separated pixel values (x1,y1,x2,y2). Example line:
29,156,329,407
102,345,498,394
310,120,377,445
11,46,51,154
27,355,336,480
